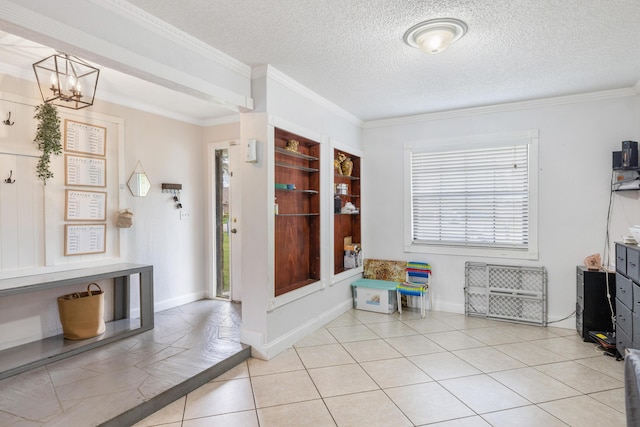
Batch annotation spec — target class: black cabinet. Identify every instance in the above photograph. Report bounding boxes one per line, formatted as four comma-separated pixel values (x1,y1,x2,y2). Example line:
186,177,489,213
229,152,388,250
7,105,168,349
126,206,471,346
576,266,616,342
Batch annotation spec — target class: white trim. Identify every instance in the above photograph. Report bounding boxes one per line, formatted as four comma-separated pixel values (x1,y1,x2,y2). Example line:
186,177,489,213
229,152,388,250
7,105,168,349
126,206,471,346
331,139,364,159
365,87,637,129
255,65,363,128
404,129,539,151
331,266,363,285
268,114,324,146
153,291,207,313
268,280,326,312
203,114,241,127
246,298,353,360
240,327,265,358
95,0,251,78
96,91,239,127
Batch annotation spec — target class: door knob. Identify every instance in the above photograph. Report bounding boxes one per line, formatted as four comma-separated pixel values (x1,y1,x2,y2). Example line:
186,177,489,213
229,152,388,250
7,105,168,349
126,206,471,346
231,228,237,234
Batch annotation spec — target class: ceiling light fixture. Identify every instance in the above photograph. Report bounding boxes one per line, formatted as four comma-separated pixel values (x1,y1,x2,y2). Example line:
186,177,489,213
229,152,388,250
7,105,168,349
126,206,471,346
403,18,467,54
33,53,99,109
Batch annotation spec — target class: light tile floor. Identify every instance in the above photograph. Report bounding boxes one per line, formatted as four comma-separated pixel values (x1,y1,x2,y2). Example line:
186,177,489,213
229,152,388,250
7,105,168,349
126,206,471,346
136,309,627,427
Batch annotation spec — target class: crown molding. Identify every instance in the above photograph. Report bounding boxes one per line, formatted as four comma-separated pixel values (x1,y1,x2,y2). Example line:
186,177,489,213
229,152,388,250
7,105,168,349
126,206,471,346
93,0,251,78
364,87,638,129
253,65,363,128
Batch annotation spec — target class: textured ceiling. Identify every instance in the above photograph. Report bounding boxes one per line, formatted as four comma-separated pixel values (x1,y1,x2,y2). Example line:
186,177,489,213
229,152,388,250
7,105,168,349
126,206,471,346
124,0,640,121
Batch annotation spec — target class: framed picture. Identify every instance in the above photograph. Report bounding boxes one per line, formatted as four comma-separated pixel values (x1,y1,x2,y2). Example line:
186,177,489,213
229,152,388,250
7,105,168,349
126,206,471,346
64,119,107,157
64,224,106,256
65,154,107,187
65,190,107,221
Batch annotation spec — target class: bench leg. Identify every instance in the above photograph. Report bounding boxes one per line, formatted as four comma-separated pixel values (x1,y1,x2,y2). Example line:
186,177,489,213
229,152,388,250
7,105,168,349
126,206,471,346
396,290,402,314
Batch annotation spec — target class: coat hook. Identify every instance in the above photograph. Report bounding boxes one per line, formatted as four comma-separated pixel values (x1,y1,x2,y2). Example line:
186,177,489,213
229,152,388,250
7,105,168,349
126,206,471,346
4,170,15,184
3,112,14,126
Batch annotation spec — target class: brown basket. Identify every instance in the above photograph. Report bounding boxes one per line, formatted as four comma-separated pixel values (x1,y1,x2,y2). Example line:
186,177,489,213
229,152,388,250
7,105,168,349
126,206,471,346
57,283,106,340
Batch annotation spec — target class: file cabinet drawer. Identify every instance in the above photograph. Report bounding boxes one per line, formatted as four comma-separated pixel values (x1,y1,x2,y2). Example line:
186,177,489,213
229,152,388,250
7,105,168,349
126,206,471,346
618,244,627,275
617,297,632,337
617,273,633,309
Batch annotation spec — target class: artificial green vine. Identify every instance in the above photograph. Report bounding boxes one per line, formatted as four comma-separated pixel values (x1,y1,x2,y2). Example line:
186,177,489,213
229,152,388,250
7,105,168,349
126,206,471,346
33,103,62,184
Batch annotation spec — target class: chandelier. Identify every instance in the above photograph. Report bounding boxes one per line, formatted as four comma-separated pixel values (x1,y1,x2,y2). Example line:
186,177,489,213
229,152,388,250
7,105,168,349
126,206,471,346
33,53,99,110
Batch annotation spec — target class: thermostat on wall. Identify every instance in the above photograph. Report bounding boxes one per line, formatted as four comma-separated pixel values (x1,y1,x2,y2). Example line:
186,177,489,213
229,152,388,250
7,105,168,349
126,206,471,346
246,138,257,163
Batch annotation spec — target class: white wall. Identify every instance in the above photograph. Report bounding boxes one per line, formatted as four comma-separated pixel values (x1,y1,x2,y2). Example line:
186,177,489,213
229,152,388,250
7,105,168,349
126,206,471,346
0,74,209,348
363,91,640,327
238,68,364,359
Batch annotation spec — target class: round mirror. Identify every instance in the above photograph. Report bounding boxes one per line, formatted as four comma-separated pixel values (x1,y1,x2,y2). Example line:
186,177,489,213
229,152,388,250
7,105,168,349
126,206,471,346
128,172,151,197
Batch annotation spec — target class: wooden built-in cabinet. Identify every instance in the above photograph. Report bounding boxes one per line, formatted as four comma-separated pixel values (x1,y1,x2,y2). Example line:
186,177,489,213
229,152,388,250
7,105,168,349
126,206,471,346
333,148,361,274
274,128,321,296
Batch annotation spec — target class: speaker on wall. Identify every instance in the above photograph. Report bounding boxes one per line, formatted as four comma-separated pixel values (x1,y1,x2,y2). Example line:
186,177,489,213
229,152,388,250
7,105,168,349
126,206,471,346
613,151,622,168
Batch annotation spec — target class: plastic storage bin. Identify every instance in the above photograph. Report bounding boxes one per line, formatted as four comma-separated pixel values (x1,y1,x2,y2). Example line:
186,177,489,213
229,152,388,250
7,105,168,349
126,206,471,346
351,279,398,314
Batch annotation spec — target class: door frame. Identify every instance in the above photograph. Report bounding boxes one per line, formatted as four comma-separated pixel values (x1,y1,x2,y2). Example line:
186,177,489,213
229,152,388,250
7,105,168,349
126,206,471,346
206,139,241,301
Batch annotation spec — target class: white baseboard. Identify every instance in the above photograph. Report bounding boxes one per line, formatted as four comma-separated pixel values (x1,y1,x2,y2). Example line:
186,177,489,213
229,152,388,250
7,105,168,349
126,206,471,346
435,301,465,314
143,291,206,318
243,298,353,360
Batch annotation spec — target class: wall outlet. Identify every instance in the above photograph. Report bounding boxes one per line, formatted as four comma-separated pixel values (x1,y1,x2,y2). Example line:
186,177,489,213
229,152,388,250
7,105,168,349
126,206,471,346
180,210,191,221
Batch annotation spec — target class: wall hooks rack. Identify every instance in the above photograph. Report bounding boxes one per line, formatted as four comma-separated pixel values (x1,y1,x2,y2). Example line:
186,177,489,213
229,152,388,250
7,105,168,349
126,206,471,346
162,183,183,209
4,170,15,184
3,112,14,126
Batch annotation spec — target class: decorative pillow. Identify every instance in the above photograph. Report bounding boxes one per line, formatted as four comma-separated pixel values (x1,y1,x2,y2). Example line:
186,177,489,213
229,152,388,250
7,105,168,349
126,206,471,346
363,259,406,282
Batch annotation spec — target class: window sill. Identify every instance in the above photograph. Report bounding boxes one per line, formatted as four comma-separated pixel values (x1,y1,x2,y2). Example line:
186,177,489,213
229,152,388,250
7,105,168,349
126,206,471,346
405,243,538,261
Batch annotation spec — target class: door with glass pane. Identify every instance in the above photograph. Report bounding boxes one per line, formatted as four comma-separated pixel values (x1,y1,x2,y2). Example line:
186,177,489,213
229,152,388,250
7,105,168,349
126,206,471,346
213,146,231,299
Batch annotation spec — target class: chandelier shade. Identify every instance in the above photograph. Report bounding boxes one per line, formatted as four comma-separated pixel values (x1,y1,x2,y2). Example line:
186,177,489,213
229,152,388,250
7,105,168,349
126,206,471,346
33,53,99,109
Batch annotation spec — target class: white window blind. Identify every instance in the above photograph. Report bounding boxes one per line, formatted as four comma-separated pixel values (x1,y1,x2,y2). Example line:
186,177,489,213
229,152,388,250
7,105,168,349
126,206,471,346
410,143,529,249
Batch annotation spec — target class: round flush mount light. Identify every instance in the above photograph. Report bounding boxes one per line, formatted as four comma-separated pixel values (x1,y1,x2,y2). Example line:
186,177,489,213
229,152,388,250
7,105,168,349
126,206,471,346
403,18,467,54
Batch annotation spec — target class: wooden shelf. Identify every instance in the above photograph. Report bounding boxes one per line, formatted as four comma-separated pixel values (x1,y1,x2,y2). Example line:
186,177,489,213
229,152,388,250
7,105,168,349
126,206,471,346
334,149,361,275
275,278,318,297
275,146,319,161
335,174,360,180
275,161,319,173
276,188,319,194
274,127,321,297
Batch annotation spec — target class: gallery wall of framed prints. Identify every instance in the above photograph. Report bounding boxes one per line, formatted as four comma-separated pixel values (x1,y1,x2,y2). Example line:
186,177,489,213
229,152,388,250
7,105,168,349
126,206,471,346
62,119,108,256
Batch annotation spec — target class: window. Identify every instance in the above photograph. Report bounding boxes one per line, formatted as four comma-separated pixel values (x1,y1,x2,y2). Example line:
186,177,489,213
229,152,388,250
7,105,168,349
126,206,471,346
404,131,538,259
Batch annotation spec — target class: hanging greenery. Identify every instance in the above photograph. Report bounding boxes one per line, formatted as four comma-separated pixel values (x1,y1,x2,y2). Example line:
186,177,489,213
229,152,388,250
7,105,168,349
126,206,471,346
33,103,62,184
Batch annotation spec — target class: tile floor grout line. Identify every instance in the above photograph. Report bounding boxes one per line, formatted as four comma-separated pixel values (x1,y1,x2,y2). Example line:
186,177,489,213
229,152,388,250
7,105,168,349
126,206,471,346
135,305,628,426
